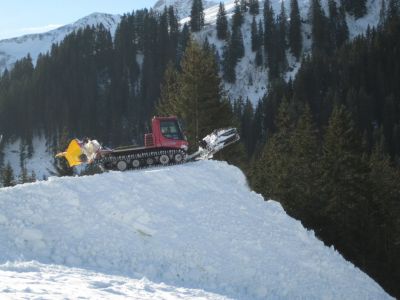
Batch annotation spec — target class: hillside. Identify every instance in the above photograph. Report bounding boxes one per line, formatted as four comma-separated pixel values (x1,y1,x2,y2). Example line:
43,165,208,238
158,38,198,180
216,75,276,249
0,161,392,299
0,12,121,72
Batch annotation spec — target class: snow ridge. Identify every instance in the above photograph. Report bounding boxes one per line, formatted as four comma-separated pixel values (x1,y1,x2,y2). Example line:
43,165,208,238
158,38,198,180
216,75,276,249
154,0,219,19
0,160,392,299
0,13,121,72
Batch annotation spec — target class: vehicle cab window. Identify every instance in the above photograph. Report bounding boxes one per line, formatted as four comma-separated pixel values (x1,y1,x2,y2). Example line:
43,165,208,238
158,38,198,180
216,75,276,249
160,120,183,140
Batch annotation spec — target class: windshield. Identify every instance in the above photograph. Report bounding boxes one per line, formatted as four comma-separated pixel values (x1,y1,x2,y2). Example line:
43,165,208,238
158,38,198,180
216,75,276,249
160,120,184,140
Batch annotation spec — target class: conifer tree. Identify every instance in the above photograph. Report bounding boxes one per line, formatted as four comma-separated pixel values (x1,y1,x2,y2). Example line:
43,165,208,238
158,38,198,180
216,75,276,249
232,0,244,29
158,41,233,148
289,0,302,59
327,0,348,50
251,16,259,51
277,1,288,73
311,0,328,53
320,105,369,246
2,162,15,187
379,0,387,27
240,0,248,12
289,105,321,222
216,2,229,40
157,63,181,116
249,0,260,15
231,26,245,60
251,98,294,202
341,0,367,18
19,164,30,184
190,0,205,32
263,0,277,74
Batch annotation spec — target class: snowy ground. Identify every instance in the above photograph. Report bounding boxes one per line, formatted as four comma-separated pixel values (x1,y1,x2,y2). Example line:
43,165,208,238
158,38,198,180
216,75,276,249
0,160,392,299
1,135,56,181
0,261,230,300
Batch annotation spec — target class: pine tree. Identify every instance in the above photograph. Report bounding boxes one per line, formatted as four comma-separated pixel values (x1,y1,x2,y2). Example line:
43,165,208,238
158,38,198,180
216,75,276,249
251,98,294,202
276,1,288,74
289,105,321,222
263,0,277,75
190,0,205,32
240,0,248,12
251,16,259,51
311,0,328,53
231,26,245,60
232,0,244,29
289,0,302,59
341,0,367,18
19,164,30,184
320,105,369,248
158,41,233,148
249,0,260,15
157,62,181,116
216,2,229,40
379,0,387,27
2,162,15,187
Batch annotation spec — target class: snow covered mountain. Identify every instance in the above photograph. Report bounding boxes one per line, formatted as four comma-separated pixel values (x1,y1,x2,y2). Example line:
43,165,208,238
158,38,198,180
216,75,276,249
183,0,382,104
0,13,121,72
0,160,392,299
154,0,218,18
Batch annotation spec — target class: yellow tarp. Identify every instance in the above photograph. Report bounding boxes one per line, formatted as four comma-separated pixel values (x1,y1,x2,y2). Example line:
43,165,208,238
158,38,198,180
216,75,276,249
55,139,83,167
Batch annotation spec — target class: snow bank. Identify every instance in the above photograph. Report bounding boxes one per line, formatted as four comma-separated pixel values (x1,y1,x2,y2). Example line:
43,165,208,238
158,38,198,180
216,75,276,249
0,160,392,299
0,261,230,299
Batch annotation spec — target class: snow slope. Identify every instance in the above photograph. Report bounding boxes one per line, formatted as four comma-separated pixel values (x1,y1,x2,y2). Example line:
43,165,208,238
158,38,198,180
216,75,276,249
184,0,382,104
154,0,218,19
1,135,56,181
0,160,391,299
0,261,230,299
0,13,121,72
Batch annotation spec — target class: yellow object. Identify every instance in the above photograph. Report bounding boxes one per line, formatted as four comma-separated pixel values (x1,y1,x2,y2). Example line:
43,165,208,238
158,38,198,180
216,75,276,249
55,139,83,167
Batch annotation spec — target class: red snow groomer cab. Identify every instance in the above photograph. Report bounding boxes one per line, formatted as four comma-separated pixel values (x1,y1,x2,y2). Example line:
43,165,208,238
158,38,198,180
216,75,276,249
144,116,189,150
56,116,240,171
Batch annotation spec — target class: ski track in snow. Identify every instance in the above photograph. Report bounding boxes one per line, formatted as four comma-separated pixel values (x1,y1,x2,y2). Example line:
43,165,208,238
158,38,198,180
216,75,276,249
0,160,392,299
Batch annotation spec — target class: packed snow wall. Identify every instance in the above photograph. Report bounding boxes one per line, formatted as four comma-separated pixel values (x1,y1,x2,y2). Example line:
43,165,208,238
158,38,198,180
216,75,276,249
0,160,391,299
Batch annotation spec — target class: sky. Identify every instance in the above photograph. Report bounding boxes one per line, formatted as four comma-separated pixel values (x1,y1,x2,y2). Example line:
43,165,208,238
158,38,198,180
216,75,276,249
0,0,159,40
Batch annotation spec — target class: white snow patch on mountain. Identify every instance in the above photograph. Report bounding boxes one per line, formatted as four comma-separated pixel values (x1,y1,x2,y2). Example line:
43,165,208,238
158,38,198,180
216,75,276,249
2,135,55,181
184,0,381,104
0,13,121,72
0,160,392,299
154,0,219,19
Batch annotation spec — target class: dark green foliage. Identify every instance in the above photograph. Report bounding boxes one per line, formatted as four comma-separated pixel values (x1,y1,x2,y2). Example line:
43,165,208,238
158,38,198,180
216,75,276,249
232,0,244,29
341,0,367,18
190,0,205,32
157,41,234,149
246,16,400,297
311,0,329,53
328,0,349,50
249,0,260,15
222,20,244,83
276,2,288,73
0,8,182,147
216,2,229,40
251,16,258,51
289,0,302,59
2,162,15,187
319,106,369,247
263,0,276,69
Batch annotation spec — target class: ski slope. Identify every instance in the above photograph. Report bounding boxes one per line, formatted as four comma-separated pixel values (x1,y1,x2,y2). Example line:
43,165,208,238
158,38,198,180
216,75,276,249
0,160,391,299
